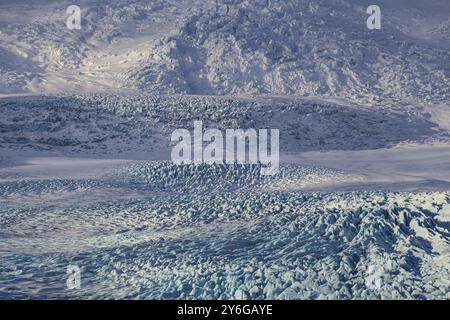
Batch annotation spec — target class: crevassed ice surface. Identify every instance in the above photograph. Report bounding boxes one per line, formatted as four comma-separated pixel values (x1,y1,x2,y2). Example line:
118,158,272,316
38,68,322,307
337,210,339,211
0,0,450,300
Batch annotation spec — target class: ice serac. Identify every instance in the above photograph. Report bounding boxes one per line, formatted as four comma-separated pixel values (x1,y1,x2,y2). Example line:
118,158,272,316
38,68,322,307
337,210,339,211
0,0,448,105
127,0,450,103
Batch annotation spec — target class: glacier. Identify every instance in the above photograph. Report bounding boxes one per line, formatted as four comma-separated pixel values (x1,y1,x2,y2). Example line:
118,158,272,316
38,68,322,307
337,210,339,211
0,0,449,300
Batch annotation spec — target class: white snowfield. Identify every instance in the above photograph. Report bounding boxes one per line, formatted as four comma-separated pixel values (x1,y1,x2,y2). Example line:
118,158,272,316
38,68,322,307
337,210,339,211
0,0,449,300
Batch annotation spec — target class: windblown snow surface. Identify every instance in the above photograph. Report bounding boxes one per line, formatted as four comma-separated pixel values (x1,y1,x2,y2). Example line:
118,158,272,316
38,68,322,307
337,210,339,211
0,0,450,300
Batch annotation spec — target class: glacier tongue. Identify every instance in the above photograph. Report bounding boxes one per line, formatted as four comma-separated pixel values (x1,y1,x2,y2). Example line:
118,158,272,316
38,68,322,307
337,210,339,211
0,0,450,301
1,158,449,299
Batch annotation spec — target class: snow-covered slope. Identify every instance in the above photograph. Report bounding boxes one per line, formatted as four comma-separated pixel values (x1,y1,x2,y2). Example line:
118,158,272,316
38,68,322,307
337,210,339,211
0,0,212,93
126,0,450,103
0,0,448,104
